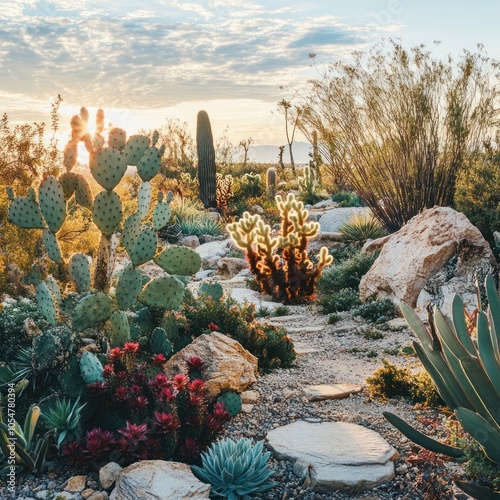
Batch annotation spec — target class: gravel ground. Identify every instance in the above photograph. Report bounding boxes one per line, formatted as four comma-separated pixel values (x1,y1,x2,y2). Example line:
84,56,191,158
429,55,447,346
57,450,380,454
1,292,469,500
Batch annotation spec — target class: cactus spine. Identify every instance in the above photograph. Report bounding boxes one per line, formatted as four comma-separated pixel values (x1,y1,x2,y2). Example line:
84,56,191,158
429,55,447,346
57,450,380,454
196,110,217,209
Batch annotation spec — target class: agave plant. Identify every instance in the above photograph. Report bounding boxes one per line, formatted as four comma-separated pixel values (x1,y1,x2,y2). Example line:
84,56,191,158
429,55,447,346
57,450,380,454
0,404,53,473
339,213,387,243
191,438,276,499
42,397,86,448
384,275,500,499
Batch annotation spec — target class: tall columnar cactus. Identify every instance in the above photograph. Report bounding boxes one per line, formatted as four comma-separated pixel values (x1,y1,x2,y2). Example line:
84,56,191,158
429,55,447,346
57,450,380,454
266,167,276,197
7,107,202,353
227,193,333,303
196,110,217,209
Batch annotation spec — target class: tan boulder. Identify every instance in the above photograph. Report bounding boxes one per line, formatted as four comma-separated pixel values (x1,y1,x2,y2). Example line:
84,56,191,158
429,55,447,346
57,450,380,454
359,207,496,310
164,331,258,396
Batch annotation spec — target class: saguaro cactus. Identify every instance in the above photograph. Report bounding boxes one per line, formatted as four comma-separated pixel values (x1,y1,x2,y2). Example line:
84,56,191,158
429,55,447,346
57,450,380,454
196,110,217,208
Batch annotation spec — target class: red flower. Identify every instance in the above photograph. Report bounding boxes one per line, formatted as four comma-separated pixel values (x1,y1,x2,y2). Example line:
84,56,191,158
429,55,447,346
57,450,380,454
160,386,178,404
83,428,115,459
151,353,167,365
206,414,225,434
153,411,180,433
103,364,114,377
188,379,205,393
108,347,123,362
129,384,142,397
114,386,129,401
187,391,206,407
186,356,204,370
207,322,219,331
131,396,148,410
116,370,127,381
123,342,140,354
179,437,201,459
118,421,149,442
149,373,170,390
212,401,230,421
173,373,189,390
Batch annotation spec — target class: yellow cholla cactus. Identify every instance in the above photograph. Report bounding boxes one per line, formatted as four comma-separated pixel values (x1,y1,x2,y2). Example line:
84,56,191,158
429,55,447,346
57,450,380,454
227,193,333,303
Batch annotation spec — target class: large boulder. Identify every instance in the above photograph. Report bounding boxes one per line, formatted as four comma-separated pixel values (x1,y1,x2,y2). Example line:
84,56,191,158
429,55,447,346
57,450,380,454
318,207,371,234
359,207,497,313
164,331,258,396
217,257,248,278
109,461,210,499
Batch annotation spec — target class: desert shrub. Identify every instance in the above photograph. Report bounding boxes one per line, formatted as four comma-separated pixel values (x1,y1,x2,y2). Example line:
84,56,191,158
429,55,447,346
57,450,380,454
0,299,49,362
317,251,378,293
328,313,341,324
182,295,295,372
331,191,363,207
317,288,360,314
367,360,444,406
339,213,387,243
353,298,397,323
238,173,263,198
455,151,500,254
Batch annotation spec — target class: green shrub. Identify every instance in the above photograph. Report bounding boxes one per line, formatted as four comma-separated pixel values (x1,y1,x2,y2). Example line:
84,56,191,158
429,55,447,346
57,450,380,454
454,152,500,255
317,251,378,293
272,306,290,317
0,299,49,363
339,213,387,243
367,360,444,406
354,298,397,323
318,287,360,314
331,191,363,207
328,313,341,324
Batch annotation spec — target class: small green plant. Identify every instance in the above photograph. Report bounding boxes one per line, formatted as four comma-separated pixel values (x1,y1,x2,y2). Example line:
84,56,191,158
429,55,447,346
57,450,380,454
366,360,413,399
256,306,272,318
239,173,263,198
339,213,387,243
272,305,290,317
362,328,384,340
41,397,86,448
191,438,277,499
331,191,363,207
298,165,325,205
318,288,360,314
328,313,341,324
353,298,397,323
367,350,378,358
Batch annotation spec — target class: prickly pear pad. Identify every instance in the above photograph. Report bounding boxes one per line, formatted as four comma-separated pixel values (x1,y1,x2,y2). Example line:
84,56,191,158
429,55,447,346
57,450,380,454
123,213,142,259
72,292,114,332
43,229,63,264
116,265,143,310
36,281,58,325
137,146,161,181
79,351,105,384
154,246,202,276
123,134,149,166
138,181,152,220
130,227,157,266
8,196,45,228
139,276,185,310
153,201,171,230
91,147,127,190
92,190,122,236
39,176,67,233
59,171,79,200
106,310,130,348
75,174,93,210
68,253,91,292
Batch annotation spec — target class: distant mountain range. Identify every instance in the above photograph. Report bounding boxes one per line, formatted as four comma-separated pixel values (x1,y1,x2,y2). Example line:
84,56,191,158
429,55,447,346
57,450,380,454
248,141,312,165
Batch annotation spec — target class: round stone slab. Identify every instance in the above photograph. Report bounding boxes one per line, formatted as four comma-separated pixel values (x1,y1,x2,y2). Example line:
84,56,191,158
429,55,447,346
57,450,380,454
266,420,397,493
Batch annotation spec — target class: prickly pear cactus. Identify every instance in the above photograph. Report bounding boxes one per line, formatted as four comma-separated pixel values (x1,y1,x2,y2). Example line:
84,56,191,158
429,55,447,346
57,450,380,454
106,310,131,348
198,282,224,302
139,276,185,310
39,176,67,233
154,246,202,276
42,229,63,264
129,227,157,266
116,265,143,310
68,253,91,292
216,391,242,416
80,351,105,385
92,190,122,236
36,281,59,325
150,327,173,357
72,292,114,332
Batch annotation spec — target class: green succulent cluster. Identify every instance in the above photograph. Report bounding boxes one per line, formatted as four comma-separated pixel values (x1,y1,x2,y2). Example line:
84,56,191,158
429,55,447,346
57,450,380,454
6,108,202,398
191,438,276,499
385,275,500,498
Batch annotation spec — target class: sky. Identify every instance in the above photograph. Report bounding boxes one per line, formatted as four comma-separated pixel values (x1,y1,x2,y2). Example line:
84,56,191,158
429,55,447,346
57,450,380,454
0,0,499,152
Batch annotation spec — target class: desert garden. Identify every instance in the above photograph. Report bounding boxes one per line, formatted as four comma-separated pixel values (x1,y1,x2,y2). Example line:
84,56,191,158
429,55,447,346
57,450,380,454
0,43,499,500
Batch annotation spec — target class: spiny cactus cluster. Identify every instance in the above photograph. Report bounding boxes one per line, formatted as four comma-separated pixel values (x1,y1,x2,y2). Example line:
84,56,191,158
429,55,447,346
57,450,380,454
7,107,202,396
227,193,333,303
215,173,233,216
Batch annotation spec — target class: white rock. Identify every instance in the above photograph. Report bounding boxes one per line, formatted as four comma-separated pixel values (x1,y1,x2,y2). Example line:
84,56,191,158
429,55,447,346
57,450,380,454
241,403,254,413
217,257,248,278
195,238,233,267
164,332,258,396
302,384,362,401
319,207,371,233
109,461,210,499
267,420,397,493
229,288,281,311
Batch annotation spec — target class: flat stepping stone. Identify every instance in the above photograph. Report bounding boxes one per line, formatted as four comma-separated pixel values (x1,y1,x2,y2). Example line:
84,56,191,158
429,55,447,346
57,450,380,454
286,326,324,334
294,344,322,357
302,384,362,401
267,421,397,494
229,288,281,310
269,315,307,323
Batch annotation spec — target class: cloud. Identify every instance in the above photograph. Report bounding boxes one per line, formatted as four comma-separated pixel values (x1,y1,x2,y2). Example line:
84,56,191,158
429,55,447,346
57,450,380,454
0,0,397,112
